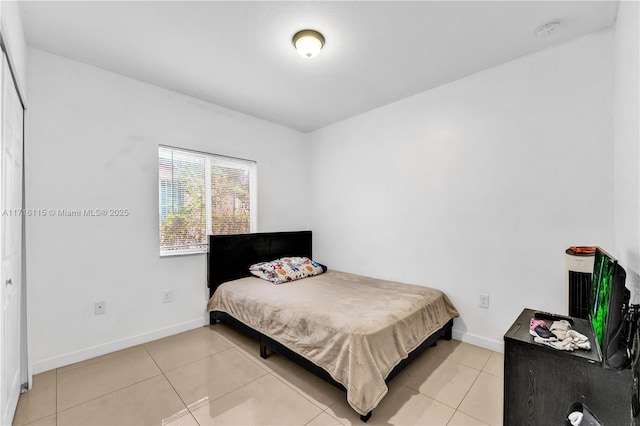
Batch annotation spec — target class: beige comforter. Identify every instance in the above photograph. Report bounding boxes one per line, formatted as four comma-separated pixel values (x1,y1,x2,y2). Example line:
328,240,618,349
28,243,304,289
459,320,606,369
207,270,459,415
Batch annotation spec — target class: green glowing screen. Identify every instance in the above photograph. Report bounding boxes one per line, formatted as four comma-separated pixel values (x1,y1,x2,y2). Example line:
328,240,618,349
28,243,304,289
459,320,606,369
590,249,616,350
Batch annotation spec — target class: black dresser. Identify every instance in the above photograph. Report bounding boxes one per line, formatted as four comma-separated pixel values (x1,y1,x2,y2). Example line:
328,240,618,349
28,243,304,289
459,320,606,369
504,308,632,425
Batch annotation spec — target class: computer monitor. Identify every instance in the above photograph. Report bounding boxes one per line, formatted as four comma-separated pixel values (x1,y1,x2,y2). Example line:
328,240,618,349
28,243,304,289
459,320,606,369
590,247,629,368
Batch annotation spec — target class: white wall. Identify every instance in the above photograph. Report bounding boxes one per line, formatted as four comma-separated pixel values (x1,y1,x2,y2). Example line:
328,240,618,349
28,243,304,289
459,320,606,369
614,0,640,302
26,48,310,373
309,30,615,350
0,0,27,99
25,17,628,366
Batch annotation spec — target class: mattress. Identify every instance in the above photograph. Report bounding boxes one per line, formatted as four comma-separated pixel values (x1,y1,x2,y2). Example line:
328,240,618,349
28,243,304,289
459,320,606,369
207,270,459,415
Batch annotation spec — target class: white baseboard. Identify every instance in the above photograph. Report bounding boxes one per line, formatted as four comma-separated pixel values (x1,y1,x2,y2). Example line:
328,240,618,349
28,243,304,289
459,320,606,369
32,319,503,374
452,329,504,353
31,318,206,374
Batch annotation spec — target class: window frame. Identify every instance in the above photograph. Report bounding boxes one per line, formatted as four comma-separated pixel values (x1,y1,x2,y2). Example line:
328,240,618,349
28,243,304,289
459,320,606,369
158,145,257,256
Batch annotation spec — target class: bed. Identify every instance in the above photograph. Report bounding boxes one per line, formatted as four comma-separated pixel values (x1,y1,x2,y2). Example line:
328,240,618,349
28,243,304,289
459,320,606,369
207,231,459,421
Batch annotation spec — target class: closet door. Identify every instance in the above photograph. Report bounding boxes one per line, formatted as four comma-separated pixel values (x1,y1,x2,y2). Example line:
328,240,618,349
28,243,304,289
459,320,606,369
0,51,24,426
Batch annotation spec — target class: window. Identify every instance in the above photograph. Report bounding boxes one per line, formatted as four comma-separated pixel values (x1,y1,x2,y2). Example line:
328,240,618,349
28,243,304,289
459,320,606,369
159,146,257,255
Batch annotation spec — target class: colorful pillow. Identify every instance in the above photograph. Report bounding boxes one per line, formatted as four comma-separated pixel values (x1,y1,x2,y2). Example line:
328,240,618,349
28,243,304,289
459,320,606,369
279,257,327,276
249,257,327,284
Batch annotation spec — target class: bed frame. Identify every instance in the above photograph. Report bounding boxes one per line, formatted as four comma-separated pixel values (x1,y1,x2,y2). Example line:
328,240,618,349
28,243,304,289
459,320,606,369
207,231,453,422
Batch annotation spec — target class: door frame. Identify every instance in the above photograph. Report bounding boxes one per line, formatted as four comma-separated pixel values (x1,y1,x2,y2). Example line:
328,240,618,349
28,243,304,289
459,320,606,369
0,27,28,398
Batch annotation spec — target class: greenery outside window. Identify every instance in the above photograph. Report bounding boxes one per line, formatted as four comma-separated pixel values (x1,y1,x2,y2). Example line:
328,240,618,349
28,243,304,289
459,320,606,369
159,146,257,255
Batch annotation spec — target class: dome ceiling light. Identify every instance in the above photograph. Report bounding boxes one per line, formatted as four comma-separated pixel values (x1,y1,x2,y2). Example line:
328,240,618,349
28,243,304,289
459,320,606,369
292,29,325,59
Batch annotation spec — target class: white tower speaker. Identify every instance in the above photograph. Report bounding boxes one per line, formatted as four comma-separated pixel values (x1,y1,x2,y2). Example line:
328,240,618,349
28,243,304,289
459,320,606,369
566,248,595,318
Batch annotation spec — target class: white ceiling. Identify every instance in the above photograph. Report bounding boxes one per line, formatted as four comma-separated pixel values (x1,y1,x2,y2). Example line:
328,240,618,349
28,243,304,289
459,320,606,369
19,1,618,133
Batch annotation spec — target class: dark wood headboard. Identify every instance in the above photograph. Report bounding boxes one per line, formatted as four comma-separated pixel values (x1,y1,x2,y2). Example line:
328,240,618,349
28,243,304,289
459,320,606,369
207,231,312,299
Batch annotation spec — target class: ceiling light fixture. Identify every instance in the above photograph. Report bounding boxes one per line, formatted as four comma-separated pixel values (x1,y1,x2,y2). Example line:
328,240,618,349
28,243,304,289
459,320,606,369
292,29,325,59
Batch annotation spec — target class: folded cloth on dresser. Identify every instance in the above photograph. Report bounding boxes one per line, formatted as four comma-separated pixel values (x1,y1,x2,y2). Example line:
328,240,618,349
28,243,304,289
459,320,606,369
534,320,591,351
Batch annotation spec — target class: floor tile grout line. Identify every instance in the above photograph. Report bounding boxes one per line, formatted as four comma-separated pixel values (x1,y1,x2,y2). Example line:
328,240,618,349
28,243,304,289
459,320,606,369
400,374,474,412
208,323,278,352
144,326,270,424
25,328,502,426
322,399,352,426
166,360,325,424
447,410,490,426
210,323,294,376
398,351,484,411
149,339,275,420
478,350,495,372
12,372,55,426
214,324,502,423
439,353,498,375
230,340,281,374
481,370,504,380
480,352,504,380
444,407,457,426
152,344,236,376
49,327,224,425
177,347,272,415
451,366,483,412
239,338,351,417
51,347,155,414
453,371,496,426
154,344,270,420
186,371,272,416
303,409,343,426
319,403,350,426
207,324,251,349
453,410,491,426
232,343,342,421
141,345,196,425
268,367,341,414
397,381,472,416
143,326,237,373
55,345,144,376
54,345,164,413
303,411,324,426
435,339,498,368
54,372,165,416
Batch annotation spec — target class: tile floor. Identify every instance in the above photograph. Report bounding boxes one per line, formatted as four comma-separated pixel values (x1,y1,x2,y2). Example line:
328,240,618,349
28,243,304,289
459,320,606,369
12,324,503,426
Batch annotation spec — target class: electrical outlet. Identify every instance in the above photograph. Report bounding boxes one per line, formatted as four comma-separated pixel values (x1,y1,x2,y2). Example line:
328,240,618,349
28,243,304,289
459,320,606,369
162,290,173,303
94,301,106,315
479,294,490,309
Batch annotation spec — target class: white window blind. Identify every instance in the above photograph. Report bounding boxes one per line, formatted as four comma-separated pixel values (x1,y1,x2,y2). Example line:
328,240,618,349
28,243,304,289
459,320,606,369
159,146,257,256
